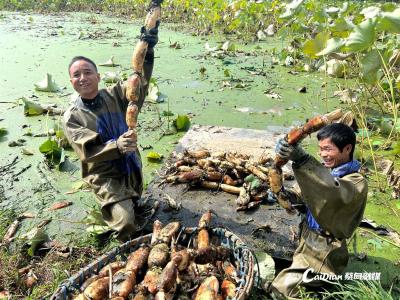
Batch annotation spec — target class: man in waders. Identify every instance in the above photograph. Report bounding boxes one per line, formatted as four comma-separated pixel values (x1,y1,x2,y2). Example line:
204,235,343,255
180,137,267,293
270,123,368,299
63,10,159,241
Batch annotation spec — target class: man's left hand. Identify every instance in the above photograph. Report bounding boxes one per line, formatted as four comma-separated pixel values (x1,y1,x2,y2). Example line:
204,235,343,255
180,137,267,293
276,138,308,163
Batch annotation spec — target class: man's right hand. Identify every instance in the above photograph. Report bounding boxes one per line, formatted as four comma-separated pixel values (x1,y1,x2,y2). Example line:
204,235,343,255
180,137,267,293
140,21,159,49
117,130,137,154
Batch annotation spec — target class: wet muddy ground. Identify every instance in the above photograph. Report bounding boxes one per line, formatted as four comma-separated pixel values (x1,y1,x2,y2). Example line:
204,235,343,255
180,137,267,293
0,11,399,294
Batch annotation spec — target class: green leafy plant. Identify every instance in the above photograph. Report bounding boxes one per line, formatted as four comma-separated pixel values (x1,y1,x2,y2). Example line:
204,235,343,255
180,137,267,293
173,115,191,131
39,138,65,169
20,226,50,256
146,151,163,162
83,208,111,236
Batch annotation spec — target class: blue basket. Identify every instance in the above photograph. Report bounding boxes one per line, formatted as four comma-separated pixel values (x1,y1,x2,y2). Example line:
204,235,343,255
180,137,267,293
51,227,255,300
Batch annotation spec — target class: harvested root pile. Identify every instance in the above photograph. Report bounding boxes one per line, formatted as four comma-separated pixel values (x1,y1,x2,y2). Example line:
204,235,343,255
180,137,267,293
163,149,287,211
73,212,241,300
162,109,355,213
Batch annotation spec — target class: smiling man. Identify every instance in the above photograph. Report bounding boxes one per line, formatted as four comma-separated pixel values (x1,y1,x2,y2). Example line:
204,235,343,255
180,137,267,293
270,123,368,299
69,59,101,100
62,23,159,241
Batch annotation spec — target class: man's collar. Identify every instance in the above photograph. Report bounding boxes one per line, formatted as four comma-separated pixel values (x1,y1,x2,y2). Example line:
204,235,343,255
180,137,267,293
80,93,100,108
331,160,361,178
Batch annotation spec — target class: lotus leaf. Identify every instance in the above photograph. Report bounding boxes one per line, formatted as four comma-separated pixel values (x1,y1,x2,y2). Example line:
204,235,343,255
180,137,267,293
339,2,349,15
360,6,381,19
22,97,45,116
255,251,275,285
312,8,328,24
99,55,120,67
146,79,160,102
357,128,370,138
377,9,400,33
345,18,376,52
317,38,345,56
39,139,65,168
34,73,60,92
280,0,304,19
173,115,191,131
303,32,329,58
360,49,382,84
325,6,340,15
329,17,354,35
22,227,50,256
205,42,218,52
84,209,111,234
87,225,111,235
381,3,397,13
146,151,163,162
83,209,107,226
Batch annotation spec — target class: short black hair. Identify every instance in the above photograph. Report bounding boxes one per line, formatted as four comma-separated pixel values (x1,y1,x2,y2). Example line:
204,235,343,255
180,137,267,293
317,123,356,159
68,56,98,75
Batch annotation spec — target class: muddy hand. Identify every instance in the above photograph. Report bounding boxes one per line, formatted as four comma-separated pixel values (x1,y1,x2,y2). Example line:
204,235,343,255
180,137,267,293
117,130,137,154
140,21,159,48
275,138,307,163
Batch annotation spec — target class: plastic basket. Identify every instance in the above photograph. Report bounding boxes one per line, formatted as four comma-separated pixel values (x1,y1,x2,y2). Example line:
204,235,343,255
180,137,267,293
51,227,255,300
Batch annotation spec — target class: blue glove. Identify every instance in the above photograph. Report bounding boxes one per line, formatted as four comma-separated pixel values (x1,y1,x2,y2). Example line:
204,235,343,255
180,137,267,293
275,138,308,163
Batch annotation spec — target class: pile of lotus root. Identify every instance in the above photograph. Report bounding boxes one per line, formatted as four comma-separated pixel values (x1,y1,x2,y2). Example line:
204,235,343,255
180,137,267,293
164,109,354,213
164,149,285,211
74,212,243,300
